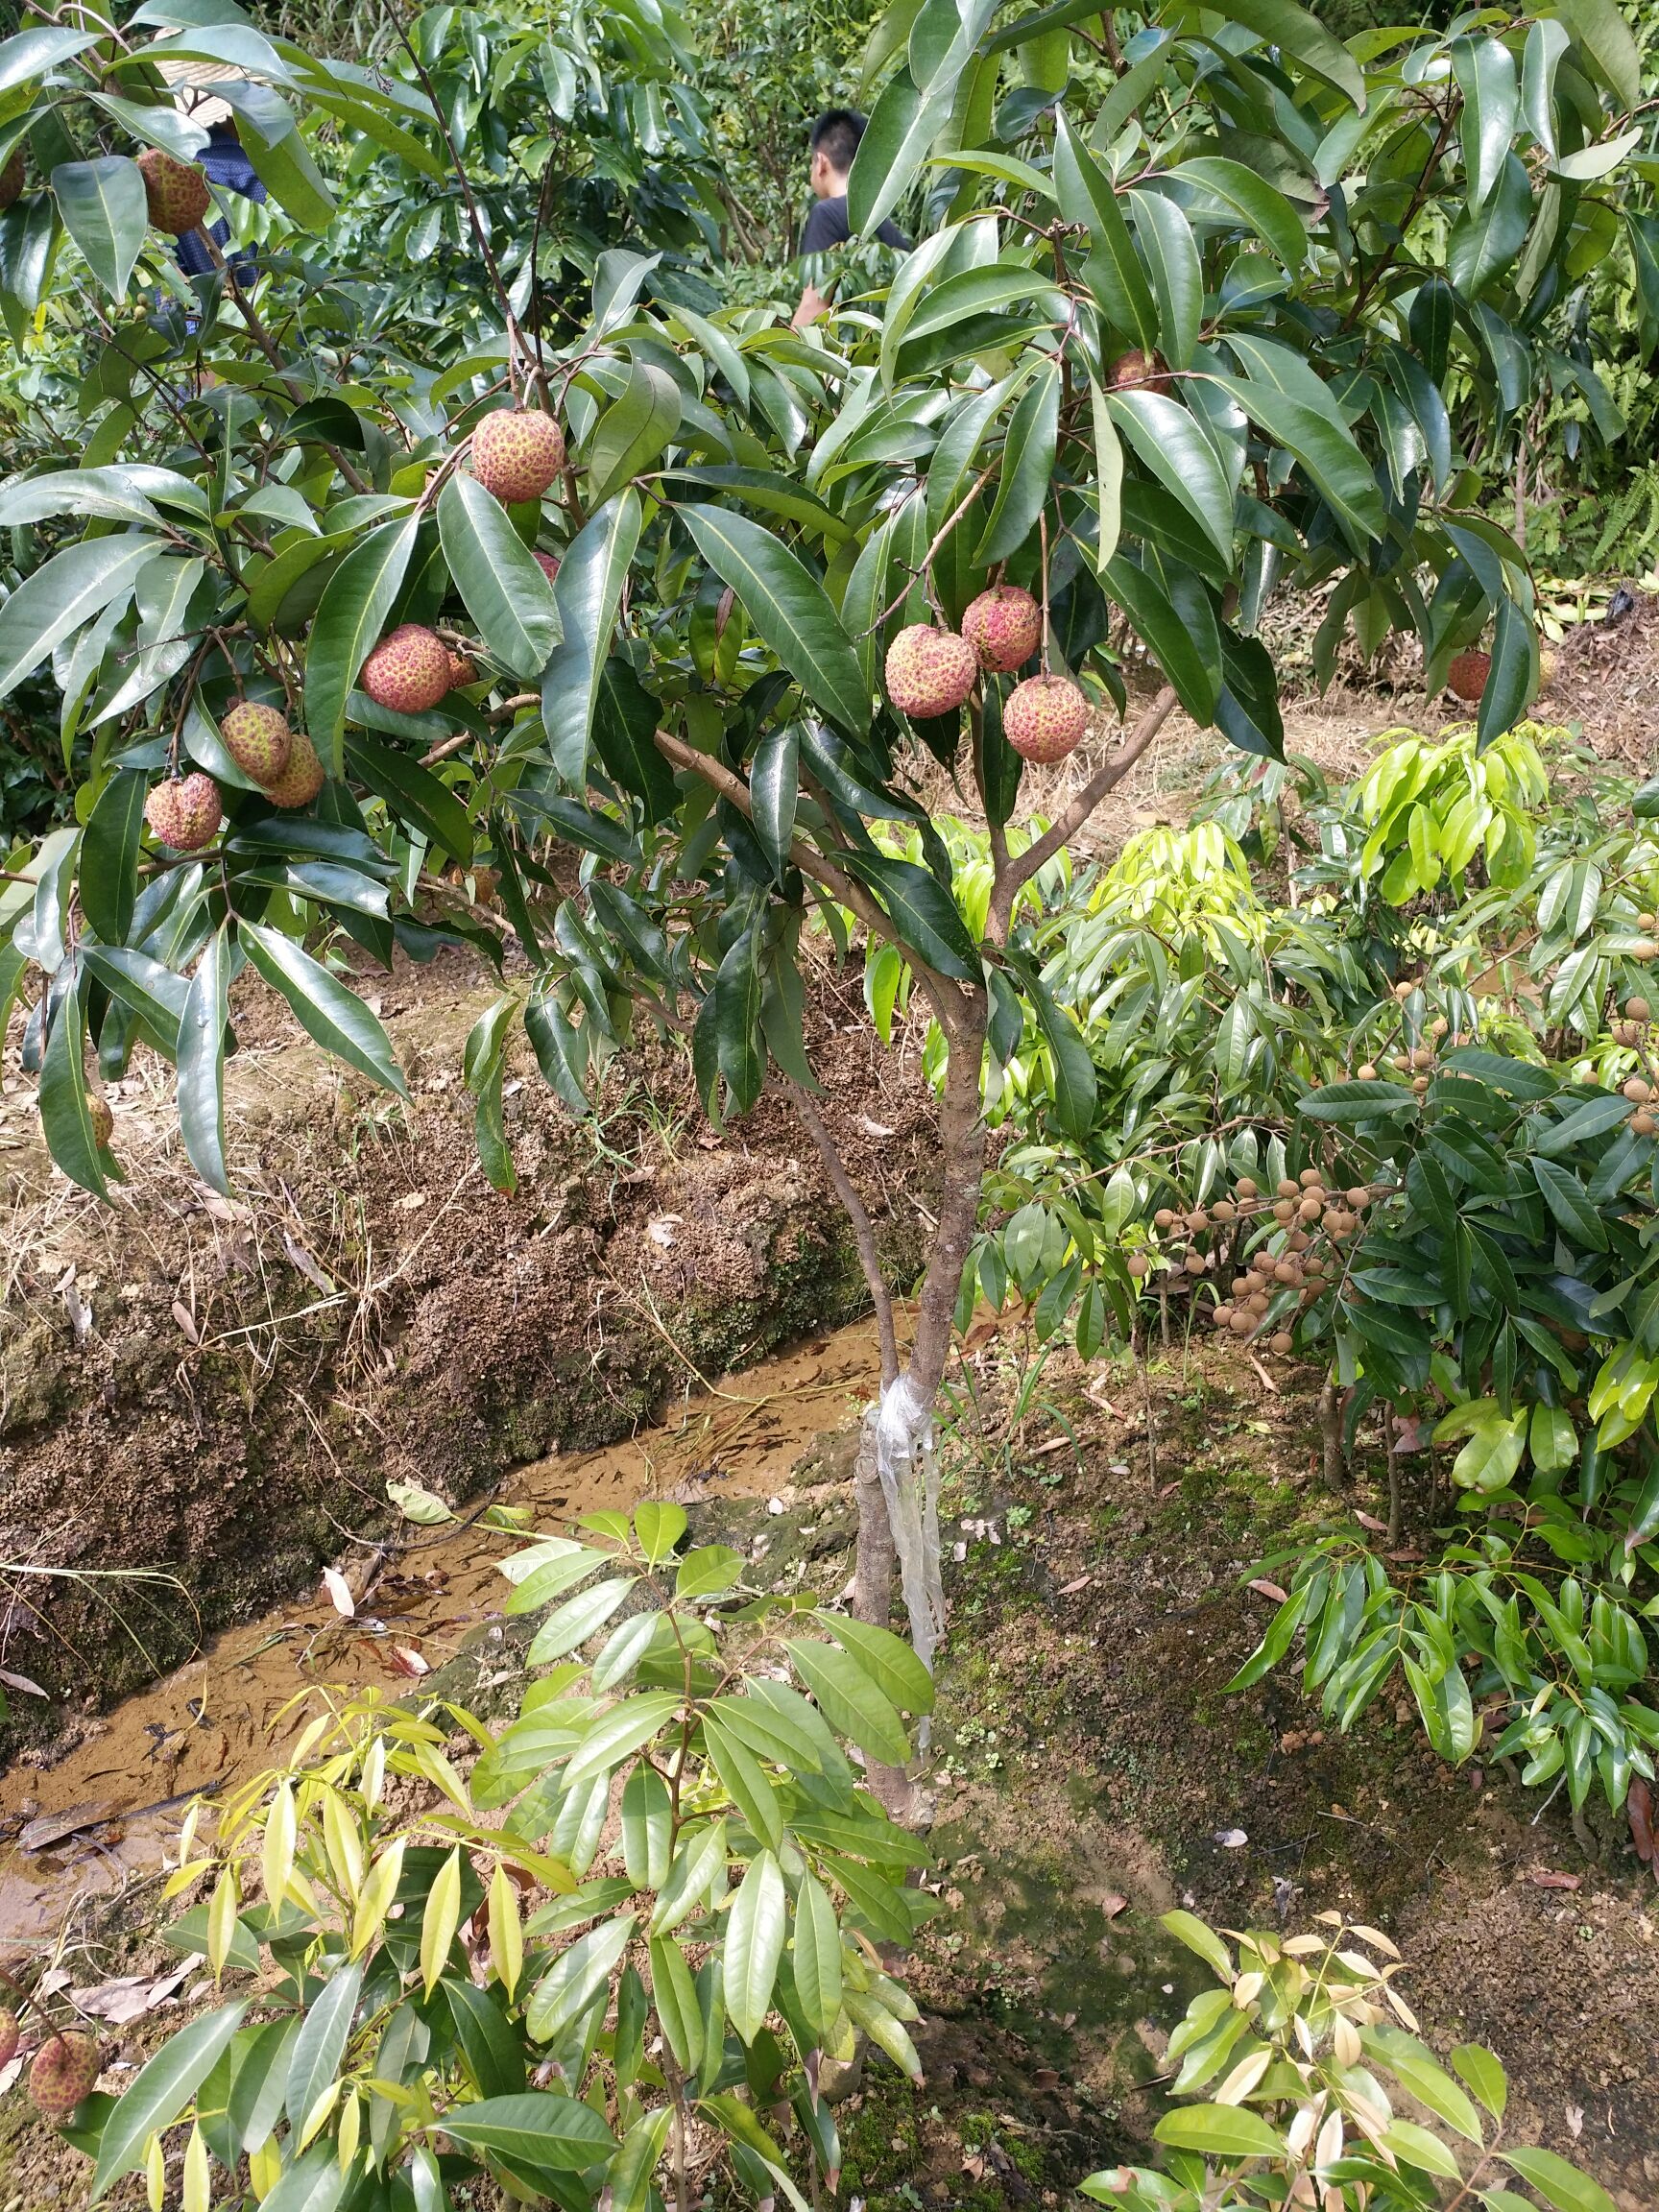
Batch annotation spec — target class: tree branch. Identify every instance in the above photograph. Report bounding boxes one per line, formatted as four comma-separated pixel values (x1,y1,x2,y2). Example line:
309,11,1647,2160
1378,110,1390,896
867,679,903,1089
987,684,1176,943
783,1079,900,1390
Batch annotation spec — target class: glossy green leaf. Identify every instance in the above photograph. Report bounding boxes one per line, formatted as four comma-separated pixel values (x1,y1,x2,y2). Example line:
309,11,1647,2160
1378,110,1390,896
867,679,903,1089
1052,110,1158,352
303,514,421,775
1104,390,1235,565
438,474,560,679
1154,2104,1286,2158
786,1637,911,1766
441,2092,617,2169
49,156,147,301
0,537,155,704
178,924,231,1198
725,1849,787,2045
241,921,405,1094
817,1611,935,1716
1453,36,1520,211
542,491,643,787
835,849,981,982
1129,190,1201,371
588,361,683,507
39,967,108,1199
1205,0,1364,106
974,356,1060,565
81,768,147,948
680,504,868,734
284,1962,361,2129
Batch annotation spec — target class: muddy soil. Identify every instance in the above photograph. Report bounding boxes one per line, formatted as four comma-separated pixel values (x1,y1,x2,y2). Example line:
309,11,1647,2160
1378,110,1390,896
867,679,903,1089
0,951,935,1735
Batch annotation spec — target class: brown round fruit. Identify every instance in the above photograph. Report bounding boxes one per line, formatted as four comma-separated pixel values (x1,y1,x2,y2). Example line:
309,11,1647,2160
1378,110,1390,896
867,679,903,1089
1211,1199,1236,1222
1628,998,1651,1022
1004,673,1089,763
961,584,1042,675
362,623,453,714
884,625,978,719
1298,1196,1322,1221
1622,1078,1650,1103
1107,348,1172,397
1393,979,1413,1000
1412,1075,1431,1094
144,772,222,853
221,700,292,784
1347,1188,1369,1209
1635,940,1659,961
1270,1333,1293,1356
1154,1208,1175,1229
1357,1063,1377,1081
1184,1252,1205,1275
136,148,210,234
1298,1168,1322,1188
1633,1113,1657,1137
28,2032,101,2118
1277,1180,1299,1198
1447,648,1491,703
1392,1053,1411,1072
1229,1310,1255,1336
1236,1178,1258,1198
1431,1016,1449,1037
263,729,325,810
1412,1047,1433,1070
469,407,566,503
1186,1209,1209,1232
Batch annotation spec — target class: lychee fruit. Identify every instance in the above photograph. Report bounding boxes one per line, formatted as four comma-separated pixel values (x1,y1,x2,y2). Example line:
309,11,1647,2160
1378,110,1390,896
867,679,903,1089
88,1096,114,1149
0,151,24,212
27,2032,101,2118
962,585,1042,675
1004,674,1089,762
1447,649,1490,703
1538,645,1558,690
262,729,325,809
469,409,566,504
361,624,453,714
534,551,561,586
136,148,211,235
884,625,977,719
221,701,292,784
446,651,476,690
145,772,223,852
1107,349,1172,397
0,2008,17,2066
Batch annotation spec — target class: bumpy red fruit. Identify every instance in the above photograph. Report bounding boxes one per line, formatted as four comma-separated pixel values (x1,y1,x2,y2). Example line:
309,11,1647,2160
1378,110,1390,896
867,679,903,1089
0,151,24,212
884,625,978,718
1108,348,1172,397
362,624,453,714
961,585,1042,674
1004,674,1088,762
534,551,561,585
88,1096,114,1150
1447,649,1490,703
0,2008,18,2066
136,148,211,235
263,730,325,809
446,651,476,690
470,409,566,503
28,2032,101,2117
145,772,223,852
221,701,292,784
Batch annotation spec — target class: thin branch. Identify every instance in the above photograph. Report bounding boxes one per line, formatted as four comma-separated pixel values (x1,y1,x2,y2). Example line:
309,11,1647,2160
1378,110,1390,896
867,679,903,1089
784,1079,900,1390
987,684,1176,942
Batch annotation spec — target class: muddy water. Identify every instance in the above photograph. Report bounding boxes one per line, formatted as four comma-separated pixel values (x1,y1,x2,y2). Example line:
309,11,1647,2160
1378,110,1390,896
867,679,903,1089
0,1318,886,1952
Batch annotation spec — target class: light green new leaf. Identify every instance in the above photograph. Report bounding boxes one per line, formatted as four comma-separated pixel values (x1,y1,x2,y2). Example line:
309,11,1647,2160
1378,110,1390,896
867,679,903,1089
438,474,560,679
241,921,405,1094
725,1849,787,2044
1154,2103,1287,2159
0,537,155,703
421,1847,463,1995
91,2002,250,2198
303,513,420,774
441,2092,617,2170
1452,2041,1508,2120
786,1638,911,1766
680,504,868,733
1503,2146,1618,2212
49,157,148,301
1363,2027,1485,2143
542,490,643,786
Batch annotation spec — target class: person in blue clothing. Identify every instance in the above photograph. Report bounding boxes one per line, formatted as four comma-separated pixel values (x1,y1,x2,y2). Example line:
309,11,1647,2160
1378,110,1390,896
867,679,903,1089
792,108,909,328
157,63,265,286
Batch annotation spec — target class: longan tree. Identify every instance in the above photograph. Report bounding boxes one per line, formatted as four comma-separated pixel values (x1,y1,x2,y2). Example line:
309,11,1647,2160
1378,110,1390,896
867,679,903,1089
1,0,1650,1725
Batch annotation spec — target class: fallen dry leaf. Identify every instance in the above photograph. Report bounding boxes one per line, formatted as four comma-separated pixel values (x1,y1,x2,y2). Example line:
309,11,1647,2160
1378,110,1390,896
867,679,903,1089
171,1300,199,1344
386,1646,430,1677
1248,1578,1288,1603
1354,1509,1387,1533
1101,1891,1128,1920
1057,1574,1093,1596
321,1568,355,1619
1527,1868,1581,1890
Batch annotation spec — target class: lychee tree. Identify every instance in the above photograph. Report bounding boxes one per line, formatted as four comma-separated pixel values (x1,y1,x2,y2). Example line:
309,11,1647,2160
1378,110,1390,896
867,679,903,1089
1,0,1652,1729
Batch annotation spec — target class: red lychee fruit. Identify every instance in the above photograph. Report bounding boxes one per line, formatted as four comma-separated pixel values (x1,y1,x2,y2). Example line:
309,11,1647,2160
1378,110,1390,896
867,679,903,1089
1107,349,1172,397
362,624,453,715
0,151,25,212
88,1096,114,1150
534,551,561,586
27,2032,101,2118
136,148,211,235
884,625,978,719
1004,674,1089,762
0,2008,17,2066
221,700,292,784
144,772,223,852
469,409,566,504
446,650,476,689
262,729,325,809
961,585,1042,674
1447,649,1490,703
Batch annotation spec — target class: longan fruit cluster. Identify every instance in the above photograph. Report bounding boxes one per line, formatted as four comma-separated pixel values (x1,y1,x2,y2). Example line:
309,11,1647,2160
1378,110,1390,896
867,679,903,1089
1614,997,1658,1135
1354,984,1468,1096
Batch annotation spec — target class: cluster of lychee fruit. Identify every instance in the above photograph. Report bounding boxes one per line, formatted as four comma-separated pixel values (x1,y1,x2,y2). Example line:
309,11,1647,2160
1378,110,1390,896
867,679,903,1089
143,700,325,853
883,585,1089,763
0,2007,102,2118
1126,1168,1381,1355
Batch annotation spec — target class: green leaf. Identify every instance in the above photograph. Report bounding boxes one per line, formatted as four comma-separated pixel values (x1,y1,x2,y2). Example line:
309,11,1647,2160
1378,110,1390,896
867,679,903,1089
1453,36,1520,211
1210,372,1387,547
648,1936,703,2075
1207,0,1363,104
847,67,952,242
0,537,155,703
230,82,336,229
1382,2121,1464,2179
1154,2104,1286,2159
786,1638,911,1766
441,2092,617,2170
1530,1156,1606,1249
1546,0,1640,108
526,1914,637,2044
725,1849,787,2045
49,156,147,301
1299,1078,1417,1121
1104,390,1235,565
703,1714,784,1848
750,722,799,880
1101,553,1218,724
284,1962,361,2129
38,966,108,1199
240,921,405,1094
226,2017,298,2154
713,922,764,1116
252,2144,348,2212
1503,2147,1618,2212
790,1869,844,2043
817,1612,935,1716
1160,1910,1236,1983
1053,109,1159,352
1129,190,1201,371
623,1766,673,1891
680,504,868,735
438,474,560,680
588,361,683,508
346,732,475,865
974,357,1061,565
526,1575,635,1665
179,924,231,1198
1452,2042,1508,2120
1479,592,1534,750
1172,155,1305,271
562,1693,681,1791
1363,2027,1484,2143
592,658,676,822
542,491,643,786
835,849,982,982
303,514,420,776
81,945,187,1058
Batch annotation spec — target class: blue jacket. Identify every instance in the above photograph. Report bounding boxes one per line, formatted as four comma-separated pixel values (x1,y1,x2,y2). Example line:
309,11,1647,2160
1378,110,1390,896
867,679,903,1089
175,127,266,280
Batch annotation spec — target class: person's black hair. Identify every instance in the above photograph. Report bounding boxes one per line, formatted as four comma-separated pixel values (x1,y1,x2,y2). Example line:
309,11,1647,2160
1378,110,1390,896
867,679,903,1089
809,108,867,178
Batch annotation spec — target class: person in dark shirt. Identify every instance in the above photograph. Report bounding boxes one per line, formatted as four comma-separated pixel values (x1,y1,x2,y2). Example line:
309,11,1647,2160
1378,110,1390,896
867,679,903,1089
793,108,909,328
174,119,265,285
